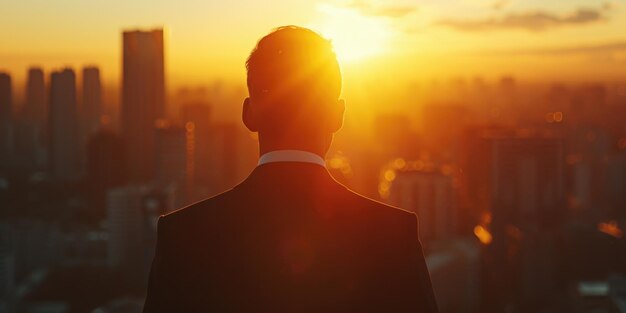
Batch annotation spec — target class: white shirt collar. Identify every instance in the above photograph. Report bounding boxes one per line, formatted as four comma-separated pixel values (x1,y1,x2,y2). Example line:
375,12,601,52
258,150,326,168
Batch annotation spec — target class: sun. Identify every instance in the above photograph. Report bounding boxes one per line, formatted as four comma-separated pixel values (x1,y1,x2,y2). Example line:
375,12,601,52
312,4,392,63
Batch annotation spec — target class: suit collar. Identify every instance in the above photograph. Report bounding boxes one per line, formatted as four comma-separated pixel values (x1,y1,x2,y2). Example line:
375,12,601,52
258,150,326,168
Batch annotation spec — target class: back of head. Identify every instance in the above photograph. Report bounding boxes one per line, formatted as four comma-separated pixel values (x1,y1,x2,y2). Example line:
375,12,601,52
246,26,342,136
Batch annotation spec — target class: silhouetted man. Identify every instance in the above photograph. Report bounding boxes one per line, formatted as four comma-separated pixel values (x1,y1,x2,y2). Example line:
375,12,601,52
143,26,438,312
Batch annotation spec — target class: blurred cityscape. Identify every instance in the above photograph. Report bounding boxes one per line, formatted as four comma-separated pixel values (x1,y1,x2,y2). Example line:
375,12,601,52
1,28,626,313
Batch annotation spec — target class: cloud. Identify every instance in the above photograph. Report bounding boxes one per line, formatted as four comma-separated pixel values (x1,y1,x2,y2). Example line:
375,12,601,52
476,41,626,65
347,0,417,18
485,41,626,56
602,1,617,11
437,7,606,32
491,0,511,10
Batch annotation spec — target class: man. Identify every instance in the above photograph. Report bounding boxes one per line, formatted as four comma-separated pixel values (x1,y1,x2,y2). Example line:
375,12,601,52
143,26,438,312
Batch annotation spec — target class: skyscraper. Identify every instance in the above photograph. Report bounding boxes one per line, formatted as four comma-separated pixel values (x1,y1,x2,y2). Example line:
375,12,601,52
25,67,46,127
49,68,80,181
82,66,102,134
0,73,12,171
87,129,127,190
389,168,457,245
87,129,128,221
106,185,144,268
460,127,565,311
15,67,47,171
180,101,211,197
154,122,191,206
122,29,165,182
106,185,172,270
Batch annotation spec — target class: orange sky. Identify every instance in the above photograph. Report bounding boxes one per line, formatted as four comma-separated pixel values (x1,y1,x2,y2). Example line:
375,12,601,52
2,0,626,95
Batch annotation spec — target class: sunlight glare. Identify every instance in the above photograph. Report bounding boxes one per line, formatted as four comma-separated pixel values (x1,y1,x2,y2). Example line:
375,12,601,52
313,4,392,63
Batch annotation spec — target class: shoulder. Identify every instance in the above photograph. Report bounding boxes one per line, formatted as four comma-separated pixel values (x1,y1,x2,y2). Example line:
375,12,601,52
338,185,418,227
336,187,420,251
158,188,240,229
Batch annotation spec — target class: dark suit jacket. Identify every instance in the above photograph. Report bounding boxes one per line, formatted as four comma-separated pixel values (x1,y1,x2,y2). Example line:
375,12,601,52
143,162,438,312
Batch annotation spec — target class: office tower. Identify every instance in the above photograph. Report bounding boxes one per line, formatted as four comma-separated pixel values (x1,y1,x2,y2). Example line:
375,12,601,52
106,186,144,268
388,167,457,245
106,185,171,269
207,122,256,196
78,66,103,178
460,127,565,311
87,129,127,189
155,123,187,185
15,67,47,171
155,122,190,206
49,68,81,181
25,68,46,126
489,134,564,307
180,101,211,197
82,66,102,134
87,129,128,220
490,136,564,227
0,73,13,171
122,29,165,182
460,127,565,227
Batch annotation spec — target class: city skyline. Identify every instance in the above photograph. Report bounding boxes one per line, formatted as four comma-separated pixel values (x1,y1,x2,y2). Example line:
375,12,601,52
2,0,626,94
1,5,625,313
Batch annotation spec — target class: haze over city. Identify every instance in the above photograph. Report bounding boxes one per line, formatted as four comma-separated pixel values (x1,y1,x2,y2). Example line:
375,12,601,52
3,0,626,88
1,1,626,313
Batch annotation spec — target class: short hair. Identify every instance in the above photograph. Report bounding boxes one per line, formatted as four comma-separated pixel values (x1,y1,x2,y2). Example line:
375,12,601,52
246,26,342,106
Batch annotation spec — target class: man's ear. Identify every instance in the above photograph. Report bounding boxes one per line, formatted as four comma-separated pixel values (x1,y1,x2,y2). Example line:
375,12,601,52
242,97,258,132
329,99,345,133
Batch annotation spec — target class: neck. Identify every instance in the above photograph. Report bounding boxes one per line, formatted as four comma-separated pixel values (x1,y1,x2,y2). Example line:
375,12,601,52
258,134,330,159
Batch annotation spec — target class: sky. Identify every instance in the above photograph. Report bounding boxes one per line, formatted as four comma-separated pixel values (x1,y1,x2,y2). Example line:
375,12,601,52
2,0,626,95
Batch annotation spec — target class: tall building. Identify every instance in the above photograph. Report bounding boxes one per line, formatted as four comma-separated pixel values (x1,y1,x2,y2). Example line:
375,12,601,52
106,185,171,270
207,122,256,196
155,122,190,206
180,101,211,197
15,67,47,171
49,68,81,181
87,129,127,189
106,186,144,268
87,129,128,221
0,73,13,172
460,127,565,228
388,167,457,245
25,67,46,127
122,29,165,182
82,66,102,134
490,135,564,227
460,127,565,311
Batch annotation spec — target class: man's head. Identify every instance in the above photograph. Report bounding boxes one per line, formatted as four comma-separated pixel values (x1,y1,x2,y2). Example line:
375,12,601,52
243,26,344,156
